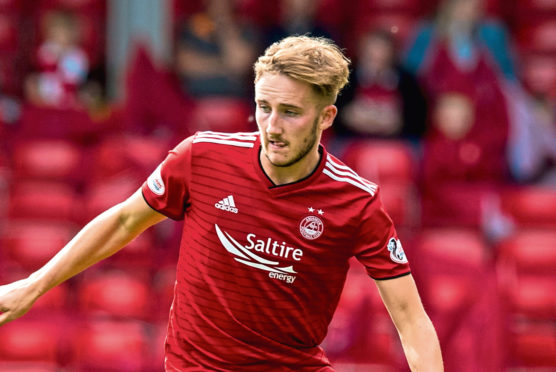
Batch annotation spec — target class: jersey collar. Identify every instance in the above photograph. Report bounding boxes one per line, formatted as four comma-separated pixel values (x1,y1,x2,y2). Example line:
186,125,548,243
252,136,328,196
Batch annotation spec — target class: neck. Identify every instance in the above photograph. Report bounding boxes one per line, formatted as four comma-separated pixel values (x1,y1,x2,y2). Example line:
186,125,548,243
260,144,322,186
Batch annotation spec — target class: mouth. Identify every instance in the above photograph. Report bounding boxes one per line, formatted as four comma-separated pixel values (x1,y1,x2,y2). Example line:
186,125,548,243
268,139,288,150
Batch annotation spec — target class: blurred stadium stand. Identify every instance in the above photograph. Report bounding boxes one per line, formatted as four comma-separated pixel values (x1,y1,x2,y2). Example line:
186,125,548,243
0,0,555,371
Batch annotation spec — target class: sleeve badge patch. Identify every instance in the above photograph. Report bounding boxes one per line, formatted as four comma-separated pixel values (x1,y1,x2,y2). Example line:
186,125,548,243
387,238,408,264
147,164,165,196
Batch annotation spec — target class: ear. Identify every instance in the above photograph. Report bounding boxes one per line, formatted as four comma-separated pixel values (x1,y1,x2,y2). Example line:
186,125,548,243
319,105,338,131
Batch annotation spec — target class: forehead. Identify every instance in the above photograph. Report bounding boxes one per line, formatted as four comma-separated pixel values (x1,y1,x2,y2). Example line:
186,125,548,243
255,73,319,107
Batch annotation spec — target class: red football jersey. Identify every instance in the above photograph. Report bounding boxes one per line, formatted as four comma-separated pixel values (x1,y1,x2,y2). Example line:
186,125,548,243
142,131,410,371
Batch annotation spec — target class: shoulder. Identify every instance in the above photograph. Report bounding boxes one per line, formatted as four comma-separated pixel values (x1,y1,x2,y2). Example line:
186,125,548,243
321,153,379,198
171,131,258,155
190,131,259,149
166,131,258,165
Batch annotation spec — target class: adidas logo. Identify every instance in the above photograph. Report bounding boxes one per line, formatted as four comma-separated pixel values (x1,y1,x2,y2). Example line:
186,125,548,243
215,195,238,214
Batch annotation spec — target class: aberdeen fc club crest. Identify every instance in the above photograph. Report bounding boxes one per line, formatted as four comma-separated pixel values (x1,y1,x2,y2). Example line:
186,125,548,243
299,207,324,240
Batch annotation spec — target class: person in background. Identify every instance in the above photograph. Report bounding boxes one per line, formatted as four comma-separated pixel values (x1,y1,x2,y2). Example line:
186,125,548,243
403,0,517,83
174,0,258,99
421,91,513,240
25,9,89,109
402,0,512,219
506,54,556,186
263,0,335,47
336,29,427,140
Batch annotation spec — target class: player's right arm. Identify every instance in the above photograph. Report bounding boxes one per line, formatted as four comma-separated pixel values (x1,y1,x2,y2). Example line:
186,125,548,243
0,189,167,326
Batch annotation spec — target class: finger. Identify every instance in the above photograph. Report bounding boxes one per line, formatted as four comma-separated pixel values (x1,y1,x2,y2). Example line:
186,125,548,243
0,311,11,326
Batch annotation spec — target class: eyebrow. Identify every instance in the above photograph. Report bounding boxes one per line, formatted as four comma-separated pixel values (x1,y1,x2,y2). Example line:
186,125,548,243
255,99,302,110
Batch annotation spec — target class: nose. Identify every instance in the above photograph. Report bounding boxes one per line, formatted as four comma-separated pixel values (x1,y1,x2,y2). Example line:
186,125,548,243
266,111,282,135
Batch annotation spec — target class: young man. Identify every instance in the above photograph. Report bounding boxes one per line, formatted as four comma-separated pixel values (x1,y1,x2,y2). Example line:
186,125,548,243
0,36,443,371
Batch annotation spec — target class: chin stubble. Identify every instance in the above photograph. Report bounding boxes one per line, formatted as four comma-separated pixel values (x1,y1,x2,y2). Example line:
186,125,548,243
265,117,319,168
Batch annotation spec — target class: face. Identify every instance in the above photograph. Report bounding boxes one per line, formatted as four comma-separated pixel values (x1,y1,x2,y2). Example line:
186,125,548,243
434,93,475,140
450,0,481,24
255,73,336,181
360,36,394,72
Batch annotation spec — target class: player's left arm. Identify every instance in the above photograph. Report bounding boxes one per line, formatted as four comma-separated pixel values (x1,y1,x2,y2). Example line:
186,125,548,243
375,274,443,371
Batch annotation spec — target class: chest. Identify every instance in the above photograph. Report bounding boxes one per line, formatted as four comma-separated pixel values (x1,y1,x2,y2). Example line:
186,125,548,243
186,172,358,283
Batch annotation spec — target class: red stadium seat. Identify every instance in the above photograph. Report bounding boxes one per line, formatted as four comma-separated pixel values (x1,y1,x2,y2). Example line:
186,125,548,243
31,283,69,313
324,261,402,365
0,220,75,271
497,229,556,274
517,20,556,54
18,106,96,140
0,0,23,12
341,140,415,185
83,175,140,220
192,98,255,133
107,229,156,268
365,0,421,12
414,228,488,268
515,0,556,14
78,270,152,320
0,362,59,372
12,139,84,184
521,53,556,98
379,182,418,227
427,275,474,314
497,230,556,320
509,277,556,319
0,54,20,94
340,141,418,227
510,322,556,367
37,0,105,14
0,321,63,363
89,135,168,182
8,181,82,223
73,320,150,372
0,14,18,52
501,187,556,228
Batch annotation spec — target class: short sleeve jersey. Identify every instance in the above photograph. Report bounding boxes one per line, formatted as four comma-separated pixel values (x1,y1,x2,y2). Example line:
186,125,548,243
142,131,411,371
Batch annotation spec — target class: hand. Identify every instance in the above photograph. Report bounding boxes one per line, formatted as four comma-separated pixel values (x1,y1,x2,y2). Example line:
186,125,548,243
0,278,40,326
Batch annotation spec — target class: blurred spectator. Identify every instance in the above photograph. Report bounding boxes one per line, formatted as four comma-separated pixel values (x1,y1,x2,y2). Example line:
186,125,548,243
403,0,518,83
502,54,556,187
24,9,89,109
336,29,427,140
174,0,258,99
263,0,335,47
421,91,513,239
402,0,512,230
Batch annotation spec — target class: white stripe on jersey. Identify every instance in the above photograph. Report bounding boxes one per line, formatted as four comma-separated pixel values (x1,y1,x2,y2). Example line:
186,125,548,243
323,169,377,196
192,138,255,147
323,156,377,196
325,156,378,189
200,130,258,136
195,131,258,140
193,131,258,148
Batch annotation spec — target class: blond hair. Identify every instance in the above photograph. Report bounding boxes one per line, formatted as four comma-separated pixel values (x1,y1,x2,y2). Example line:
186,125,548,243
254,36,351,105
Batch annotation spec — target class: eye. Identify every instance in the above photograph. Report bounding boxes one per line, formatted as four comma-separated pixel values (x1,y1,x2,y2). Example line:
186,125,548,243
284,110,299,117
258,104,271,113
